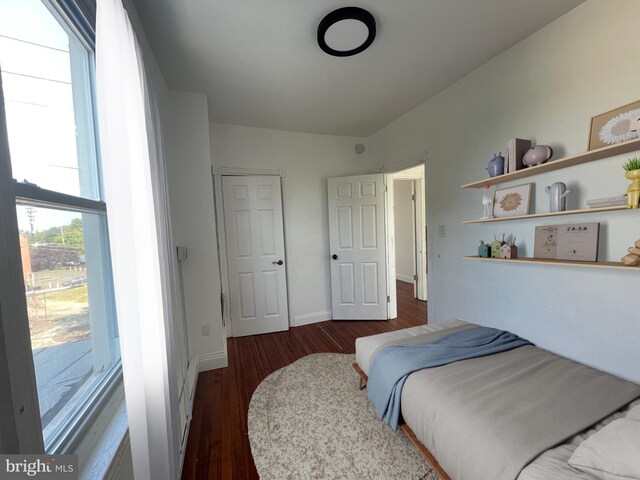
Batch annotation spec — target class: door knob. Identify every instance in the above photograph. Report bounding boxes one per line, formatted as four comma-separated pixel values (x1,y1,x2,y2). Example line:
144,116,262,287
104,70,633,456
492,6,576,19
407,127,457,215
272,260,284,265
332,254,338,260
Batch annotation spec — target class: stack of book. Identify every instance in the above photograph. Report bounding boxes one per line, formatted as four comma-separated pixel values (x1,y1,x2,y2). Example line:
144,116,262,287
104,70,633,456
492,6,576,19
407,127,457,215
586,195,627,208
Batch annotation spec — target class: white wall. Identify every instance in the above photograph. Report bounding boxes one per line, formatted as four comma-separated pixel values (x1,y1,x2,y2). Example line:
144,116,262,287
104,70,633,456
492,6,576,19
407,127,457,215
394,180,414,283
209,124,377,326
166,92,226,369
125,0,225,366
370,0,640,382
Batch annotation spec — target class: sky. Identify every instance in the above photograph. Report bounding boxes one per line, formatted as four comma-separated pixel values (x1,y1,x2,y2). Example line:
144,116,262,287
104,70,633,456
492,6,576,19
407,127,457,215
0,0,94,231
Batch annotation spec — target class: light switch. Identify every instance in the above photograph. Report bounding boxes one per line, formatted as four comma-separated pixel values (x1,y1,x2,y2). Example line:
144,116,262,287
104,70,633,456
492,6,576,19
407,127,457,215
177,246,188,261
438,225,446,238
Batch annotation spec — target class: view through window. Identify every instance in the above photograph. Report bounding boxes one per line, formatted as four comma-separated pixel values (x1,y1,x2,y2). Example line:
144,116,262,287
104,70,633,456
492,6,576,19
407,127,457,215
1,0,120,451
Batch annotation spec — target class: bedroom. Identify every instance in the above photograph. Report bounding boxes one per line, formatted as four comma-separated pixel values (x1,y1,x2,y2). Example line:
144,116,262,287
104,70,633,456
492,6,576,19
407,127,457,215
0,0,638,479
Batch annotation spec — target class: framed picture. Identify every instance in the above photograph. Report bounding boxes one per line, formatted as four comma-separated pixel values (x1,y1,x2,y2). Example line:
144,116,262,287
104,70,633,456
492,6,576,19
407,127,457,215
556,223,600,262
534,225,558,259
492,183,532,218
588,100,640,150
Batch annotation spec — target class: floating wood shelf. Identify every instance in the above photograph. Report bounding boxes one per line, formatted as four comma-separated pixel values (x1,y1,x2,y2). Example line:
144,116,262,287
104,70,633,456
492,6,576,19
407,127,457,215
461,138,640,188
463,256,639,271
462,205,631,223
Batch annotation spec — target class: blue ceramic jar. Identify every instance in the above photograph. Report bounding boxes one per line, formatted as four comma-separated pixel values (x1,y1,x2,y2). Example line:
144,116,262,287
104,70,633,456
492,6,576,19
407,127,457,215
486,153,505,177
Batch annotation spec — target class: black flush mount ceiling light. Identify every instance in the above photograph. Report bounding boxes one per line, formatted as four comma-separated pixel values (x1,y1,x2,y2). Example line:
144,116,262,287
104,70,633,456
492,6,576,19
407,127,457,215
317,7,376,57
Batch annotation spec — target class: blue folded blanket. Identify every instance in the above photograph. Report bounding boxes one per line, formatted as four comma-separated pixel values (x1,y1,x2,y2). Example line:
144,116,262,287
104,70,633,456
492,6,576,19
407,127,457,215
367,326,531,431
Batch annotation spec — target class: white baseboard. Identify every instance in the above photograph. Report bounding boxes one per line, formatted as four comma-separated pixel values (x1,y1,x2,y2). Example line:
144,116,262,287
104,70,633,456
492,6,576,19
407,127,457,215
396,274,415,284
292,310,332,327
187,360,199,404
178,360,201,476
198,350,228,372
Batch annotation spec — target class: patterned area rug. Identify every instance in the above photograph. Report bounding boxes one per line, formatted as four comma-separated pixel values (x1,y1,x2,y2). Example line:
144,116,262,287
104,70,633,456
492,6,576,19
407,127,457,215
248,353,439,479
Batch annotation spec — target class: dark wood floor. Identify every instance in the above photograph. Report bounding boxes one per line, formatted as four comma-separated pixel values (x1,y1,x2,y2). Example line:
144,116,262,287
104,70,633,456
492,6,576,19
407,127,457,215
181,281,426,480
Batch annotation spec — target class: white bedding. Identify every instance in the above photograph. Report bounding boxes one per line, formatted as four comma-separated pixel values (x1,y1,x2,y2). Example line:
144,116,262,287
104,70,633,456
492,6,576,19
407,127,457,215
355,322,639,480
355,319,466,376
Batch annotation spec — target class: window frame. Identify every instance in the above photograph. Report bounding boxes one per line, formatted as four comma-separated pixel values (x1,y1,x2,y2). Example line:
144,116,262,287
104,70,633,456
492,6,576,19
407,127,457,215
0,0,122,455
0,76,44,455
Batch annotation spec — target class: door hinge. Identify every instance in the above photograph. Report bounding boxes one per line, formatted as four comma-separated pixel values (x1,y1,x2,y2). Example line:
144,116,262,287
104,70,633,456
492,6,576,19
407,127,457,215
411,194,416,201
386,295,390,303
384,184,388,192
413,274,418,281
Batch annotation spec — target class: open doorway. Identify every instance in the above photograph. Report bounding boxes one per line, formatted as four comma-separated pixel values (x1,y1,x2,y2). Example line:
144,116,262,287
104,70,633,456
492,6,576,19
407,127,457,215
326,167,426,322
385,164,427,320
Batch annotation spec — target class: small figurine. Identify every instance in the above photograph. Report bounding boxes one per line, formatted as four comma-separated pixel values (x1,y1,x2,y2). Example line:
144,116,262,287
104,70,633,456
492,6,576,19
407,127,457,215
486,153,505,177
501,236,518,259
478,241,490,258
485,152,504,177
621,238,640,266
490,235,502,258
623,157,640,208
481,185,493,219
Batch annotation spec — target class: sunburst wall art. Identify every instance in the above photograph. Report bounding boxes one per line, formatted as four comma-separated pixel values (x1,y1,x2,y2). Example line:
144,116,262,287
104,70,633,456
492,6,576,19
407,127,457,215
493,183,532,218
589,100,640,150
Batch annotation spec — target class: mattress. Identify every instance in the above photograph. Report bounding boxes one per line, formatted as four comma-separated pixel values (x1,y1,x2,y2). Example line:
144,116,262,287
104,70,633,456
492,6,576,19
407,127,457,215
518,397,640,480
355,319,466,376
355,323,640,480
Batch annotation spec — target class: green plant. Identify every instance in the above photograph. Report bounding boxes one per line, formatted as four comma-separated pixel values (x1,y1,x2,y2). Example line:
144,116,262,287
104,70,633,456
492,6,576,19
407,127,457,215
623,157,640,172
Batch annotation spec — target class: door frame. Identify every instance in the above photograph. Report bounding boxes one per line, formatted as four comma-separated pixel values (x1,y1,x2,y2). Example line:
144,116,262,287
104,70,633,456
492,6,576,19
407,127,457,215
384,160,427,319
212,167,290,338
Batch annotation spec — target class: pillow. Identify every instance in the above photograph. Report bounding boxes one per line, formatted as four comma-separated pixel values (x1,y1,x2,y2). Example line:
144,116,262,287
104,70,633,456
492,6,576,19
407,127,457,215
627,404,640,421
568,417,640,480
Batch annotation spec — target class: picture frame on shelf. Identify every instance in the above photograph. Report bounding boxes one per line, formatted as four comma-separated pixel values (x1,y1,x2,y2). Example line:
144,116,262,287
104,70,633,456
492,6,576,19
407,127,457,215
556,223,600,262
492,183,532,218
588,100,640,151
534,225,558,259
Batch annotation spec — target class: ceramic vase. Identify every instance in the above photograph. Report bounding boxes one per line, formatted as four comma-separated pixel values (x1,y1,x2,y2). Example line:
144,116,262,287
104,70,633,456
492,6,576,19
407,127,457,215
626,169,640,209
545,182,572,212
486,153,505,177
522,145,553,167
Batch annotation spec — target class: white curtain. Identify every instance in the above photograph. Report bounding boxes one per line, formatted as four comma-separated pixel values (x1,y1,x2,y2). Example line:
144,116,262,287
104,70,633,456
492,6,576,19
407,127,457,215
96,1,180,478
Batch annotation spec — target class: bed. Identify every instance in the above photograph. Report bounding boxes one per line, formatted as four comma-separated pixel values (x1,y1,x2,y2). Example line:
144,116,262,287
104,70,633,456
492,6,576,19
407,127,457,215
354,320,640,480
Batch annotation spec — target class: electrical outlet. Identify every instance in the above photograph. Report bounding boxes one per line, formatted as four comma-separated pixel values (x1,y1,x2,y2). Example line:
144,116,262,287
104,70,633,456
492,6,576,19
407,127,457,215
438,225,446,238
201,324,211,336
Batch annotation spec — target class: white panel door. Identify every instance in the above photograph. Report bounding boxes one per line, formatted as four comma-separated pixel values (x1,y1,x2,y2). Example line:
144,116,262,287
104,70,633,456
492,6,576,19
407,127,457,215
328,174,387,320
223,176,289,336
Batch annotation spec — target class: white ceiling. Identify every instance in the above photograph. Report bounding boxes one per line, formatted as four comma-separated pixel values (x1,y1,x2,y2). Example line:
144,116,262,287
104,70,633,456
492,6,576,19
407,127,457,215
132,0,584,137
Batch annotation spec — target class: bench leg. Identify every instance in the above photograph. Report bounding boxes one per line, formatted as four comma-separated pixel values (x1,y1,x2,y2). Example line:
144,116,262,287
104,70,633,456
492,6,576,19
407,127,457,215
352,363,368,390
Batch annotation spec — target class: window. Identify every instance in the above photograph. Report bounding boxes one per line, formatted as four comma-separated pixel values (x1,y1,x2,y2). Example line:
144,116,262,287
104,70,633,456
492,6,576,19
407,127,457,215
0,0,120,452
